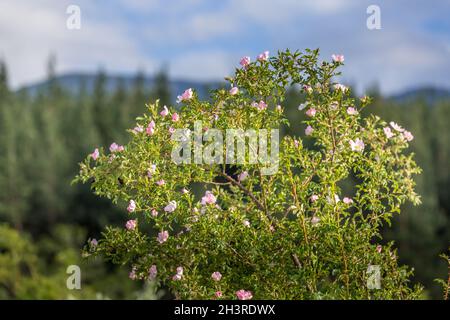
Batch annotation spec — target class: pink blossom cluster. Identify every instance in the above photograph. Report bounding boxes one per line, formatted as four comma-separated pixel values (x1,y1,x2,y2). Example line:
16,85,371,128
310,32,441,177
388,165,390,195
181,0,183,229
331,54,345,63
172,266,184,281
157,230,169,244
90,148,99,160
149,265,157,280
236,289,253,300
240,51,269,68
177,88,193,103
164,200,177,212
201,191,217,206
384,122,414,141
305,107,316,117
229,87,239,95
127,200,136,213
109,142,124,153
146,120,156,136
125,219,137,230
211,272,222,281
343,197,353,204
251,100,267,111
129,266,138,280
160,106,169,117
349,138,365,152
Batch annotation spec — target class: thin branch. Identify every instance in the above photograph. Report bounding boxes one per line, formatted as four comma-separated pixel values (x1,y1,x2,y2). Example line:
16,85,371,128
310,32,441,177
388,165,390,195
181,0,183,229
291,253,302,269
220,172,267,214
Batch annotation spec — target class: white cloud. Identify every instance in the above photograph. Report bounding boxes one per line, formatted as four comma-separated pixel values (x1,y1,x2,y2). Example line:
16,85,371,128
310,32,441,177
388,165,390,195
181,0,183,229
0,0,155,88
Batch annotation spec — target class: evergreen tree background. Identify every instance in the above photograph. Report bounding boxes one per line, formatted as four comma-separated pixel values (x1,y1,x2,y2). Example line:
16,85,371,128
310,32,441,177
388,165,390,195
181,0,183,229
0,56,448,299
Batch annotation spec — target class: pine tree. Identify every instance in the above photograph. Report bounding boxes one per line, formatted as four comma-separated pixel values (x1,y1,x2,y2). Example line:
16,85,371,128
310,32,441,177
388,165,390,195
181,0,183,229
153,67,171,106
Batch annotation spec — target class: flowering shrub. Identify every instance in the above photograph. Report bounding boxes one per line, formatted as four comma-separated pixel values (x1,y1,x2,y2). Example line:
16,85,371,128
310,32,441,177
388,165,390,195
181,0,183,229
75,49,423,299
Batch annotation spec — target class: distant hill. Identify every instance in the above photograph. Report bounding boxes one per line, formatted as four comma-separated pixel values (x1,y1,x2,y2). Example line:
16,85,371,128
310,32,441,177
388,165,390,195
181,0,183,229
389,87,450,105
17,73,450,105
18,73,223,102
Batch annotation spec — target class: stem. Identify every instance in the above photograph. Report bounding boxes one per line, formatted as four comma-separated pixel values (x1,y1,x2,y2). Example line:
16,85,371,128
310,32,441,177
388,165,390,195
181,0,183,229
220,172,269,218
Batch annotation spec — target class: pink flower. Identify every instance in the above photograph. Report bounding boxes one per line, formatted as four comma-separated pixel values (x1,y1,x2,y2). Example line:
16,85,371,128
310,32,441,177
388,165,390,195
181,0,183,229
229,87,239,95
294,139,300,148
160,106,169,117
177,88,193,103
237,171,248,182
211,272,222,281
384,127,394,139
109,142,124,153
149,265,157,280
156,179,165,186
376,245,382,253
310,195,319,202
240,56,251,67
164,200,177,213
168,127,176,134
347,107,358,115
334,83,348,92
147,164,157,177
157,230,169,244
236,290,253,300
303,85,313,94
251,100,267,111
127,200,136,213
349,138,365,152
258,101,267,110
133,125,144,134
243,220,250,227
215,291,223,298
257,51,269,61
129,266,137,280
305,108,316,117
390,121,404,132
172,112,180,122
90,148,99,160
172,266,183,280
332,54,345,63
201,191,217,205
403,130,414,142
305,125,314,136
146,120,156,135
343,197,353,204
90,238,98,247
311,216,321,225
151,209,158,217
125,219,137,230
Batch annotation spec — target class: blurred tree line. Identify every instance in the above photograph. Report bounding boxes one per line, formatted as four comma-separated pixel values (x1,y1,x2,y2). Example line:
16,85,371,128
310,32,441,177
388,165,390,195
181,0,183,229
0,57,448,299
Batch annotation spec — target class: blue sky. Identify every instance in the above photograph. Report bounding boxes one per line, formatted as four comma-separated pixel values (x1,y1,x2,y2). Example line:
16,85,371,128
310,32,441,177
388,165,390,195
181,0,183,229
1,0,449,94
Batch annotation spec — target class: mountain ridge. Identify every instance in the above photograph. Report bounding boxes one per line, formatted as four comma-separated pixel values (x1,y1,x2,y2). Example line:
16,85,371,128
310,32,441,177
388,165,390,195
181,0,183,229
17,72,450,104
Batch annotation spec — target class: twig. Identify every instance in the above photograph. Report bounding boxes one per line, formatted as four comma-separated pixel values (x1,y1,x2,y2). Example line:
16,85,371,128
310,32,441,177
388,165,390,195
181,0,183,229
220,172,267,214
291,253,302,269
